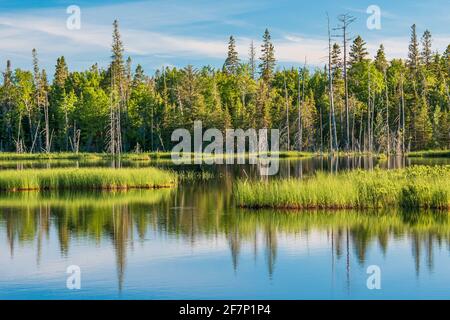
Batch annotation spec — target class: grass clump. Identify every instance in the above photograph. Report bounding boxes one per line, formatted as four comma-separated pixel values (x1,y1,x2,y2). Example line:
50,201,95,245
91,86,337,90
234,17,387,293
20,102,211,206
0,167,177,191
234,166,450,210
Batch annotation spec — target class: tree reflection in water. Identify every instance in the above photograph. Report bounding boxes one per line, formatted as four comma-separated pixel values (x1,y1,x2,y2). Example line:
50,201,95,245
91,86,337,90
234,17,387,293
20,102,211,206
1,186,450,291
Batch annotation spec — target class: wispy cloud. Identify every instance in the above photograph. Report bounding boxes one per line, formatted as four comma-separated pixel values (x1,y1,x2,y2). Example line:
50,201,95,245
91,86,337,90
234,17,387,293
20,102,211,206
0,0,448,73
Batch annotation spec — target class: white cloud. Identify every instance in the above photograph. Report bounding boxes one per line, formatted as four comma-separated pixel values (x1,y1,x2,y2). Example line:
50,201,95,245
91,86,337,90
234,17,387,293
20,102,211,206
0,1,448,73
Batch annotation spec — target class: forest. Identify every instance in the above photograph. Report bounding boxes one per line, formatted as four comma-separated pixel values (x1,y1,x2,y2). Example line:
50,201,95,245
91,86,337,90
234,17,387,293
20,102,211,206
0,19,449,154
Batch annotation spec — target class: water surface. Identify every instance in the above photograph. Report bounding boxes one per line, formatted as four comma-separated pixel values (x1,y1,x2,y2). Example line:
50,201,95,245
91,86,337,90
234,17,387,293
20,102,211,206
1,156,450,299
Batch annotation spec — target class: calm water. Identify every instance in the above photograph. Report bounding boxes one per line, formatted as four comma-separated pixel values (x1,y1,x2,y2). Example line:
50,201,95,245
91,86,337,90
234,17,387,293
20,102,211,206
1,156,450,299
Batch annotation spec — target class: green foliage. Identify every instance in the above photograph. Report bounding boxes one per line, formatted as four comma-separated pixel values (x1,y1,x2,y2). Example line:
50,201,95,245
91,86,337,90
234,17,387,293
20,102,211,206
0,23,448,154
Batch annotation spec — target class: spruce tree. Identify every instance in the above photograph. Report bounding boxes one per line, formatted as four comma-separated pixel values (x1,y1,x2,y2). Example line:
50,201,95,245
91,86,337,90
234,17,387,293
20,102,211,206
133,64,146,86
408,24,420,74
374,44,388,72
249,40,256,79
54,57,68,88
109,19,125,155
259,29,276,82
52,56,69,150
349,36,368,65
331,43,342,73
421,29,432,67
224,36,239,75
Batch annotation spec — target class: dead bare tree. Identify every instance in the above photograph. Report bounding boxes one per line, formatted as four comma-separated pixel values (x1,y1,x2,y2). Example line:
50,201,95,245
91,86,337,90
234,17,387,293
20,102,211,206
297,59,306,151
327,14,338,152
283,70,290,151
335,14,356,151
384,69,390,155
43,90,50,153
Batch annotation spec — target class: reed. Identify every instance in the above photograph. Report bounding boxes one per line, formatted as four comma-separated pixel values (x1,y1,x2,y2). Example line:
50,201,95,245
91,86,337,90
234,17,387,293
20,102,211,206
234,166,450,210
0,167,177,191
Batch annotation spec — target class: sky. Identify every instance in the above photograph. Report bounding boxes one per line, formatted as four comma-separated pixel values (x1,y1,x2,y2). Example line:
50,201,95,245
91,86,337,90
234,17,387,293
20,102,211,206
0,0,449,76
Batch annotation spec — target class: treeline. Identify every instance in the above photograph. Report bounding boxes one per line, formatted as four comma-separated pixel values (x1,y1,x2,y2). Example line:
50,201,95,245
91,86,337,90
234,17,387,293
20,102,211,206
0,20,449,153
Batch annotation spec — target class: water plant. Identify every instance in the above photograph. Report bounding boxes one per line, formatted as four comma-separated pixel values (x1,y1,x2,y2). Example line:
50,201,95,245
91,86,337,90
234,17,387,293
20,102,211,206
234,166,450,210
0,167,177,191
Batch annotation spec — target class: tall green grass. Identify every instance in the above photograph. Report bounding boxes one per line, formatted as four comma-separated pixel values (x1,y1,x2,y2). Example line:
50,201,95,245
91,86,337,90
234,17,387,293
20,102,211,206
234,166,450,210
0,167,177,191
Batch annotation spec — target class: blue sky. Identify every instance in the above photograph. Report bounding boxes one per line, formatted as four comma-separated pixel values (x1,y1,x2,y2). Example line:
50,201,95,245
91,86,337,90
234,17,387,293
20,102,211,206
0,0,449,76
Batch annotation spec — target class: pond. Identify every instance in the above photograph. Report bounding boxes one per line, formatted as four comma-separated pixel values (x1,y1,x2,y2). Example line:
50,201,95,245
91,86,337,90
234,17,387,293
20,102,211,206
1,156,450,299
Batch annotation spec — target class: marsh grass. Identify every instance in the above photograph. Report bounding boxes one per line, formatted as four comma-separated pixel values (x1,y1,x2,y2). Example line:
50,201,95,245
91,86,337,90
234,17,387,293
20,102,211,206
234,166,450,210
0,167,177,191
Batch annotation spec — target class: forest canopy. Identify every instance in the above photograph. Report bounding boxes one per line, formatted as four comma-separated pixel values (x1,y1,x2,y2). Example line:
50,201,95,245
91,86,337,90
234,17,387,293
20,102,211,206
0,20,449,154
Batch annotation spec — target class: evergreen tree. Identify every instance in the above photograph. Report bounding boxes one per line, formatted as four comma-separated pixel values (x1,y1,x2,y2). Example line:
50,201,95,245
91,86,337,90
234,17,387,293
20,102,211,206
374,44,388,72
133,64,146,86
331,43,342,74
349,36,368,65
259,29,276,82
108,19,125,154
408,24,420,74
224,36,240,75
249,40,256,79
51,56,69,149
414,95,432,149
111,20,125,82
0,20,447,154
421,30,432,67
0,60,16,150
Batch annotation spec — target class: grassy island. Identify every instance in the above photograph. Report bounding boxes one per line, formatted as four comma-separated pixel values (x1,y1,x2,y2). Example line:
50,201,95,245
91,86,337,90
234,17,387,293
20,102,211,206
0,167,177,191
235,166,450,210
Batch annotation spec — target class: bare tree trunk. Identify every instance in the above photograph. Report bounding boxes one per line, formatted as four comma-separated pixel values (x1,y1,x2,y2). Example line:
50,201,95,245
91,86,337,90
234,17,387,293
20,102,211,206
327,14,338,152
336,14,355,151
44,93,50,153
283,72,290,151
367,68,371,153
320,105,323,153
384,70,390,155
65,109,69,151
401,75,406,154
297,67,303,151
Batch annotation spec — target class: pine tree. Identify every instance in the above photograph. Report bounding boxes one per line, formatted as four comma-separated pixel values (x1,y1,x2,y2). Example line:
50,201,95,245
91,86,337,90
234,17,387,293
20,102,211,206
224,36,240,75
40,69,50,152
54,57,68,88
30,48,40,152
374,44,388,72
408,24,420,74
259,29,276,82
0,60,15,151
414,95,432,149
421,29,432,67
52,56,69,150
111,20,125,81
133,64,146,86
331,43,342,75
349,36,368,65
249,40,256,79
109,19,125,155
